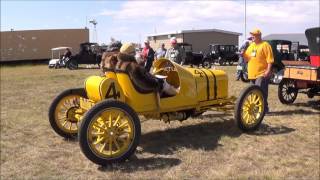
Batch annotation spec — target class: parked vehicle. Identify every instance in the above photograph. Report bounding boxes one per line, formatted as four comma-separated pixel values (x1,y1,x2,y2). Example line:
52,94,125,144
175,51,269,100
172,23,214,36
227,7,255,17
291,42,309,61
278,27,320,104
177,43,204,66
48,47,72,68
203,44,239,66
67,42,102,70
49,58,267,166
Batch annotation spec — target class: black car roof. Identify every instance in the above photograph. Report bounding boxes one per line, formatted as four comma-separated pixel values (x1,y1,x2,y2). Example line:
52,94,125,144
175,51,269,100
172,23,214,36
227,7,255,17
305,27,320,56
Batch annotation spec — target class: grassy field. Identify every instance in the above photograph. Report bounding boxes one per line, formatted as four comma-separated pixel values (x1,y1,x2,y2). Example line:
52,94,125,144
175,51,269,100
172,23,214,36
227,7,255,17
1,64,319,179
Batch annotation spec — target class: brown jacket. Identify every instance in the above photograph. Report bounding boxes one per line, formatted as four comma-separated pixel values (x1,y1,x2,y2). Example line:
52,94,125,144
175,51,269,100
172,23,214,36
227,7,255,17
116,53,162,93
100,51,119,72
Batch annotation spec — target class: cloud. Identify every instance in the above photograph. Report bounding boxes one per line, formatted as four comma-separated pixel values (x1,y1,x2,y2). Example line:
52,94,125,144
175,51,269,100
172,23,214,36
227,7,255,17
97,0,319,43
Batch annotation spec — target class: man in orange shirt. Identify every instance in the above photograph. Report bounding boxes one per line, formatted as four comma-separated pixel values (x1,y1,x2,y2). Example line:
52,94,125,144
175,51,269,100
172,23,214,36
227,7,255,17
243,28,274,112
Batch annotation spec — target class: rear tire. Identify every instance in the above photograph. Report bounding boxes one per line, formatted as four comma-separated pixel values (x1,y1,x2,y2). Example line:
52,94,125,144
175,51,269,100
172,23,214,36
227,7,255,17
48,88,87,139
67,59,78,70
218,58,225,66
278,79,298,104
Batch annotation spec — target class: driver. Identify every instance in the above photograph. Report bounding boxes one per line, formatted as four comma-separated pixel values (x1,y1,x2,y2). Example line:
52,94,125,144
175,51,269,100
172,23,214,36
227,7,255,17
116,43,163,92
116,43,179,96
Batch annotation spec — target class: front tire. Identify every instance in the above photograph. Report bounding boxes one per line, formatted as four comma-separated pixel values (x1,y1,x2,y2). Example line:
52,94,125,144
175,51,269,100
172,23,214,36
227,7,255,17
278,79,298,104
79,100,141,166
218,58,225,66
67,59,78,70
48,88,87,139
234,85,266,131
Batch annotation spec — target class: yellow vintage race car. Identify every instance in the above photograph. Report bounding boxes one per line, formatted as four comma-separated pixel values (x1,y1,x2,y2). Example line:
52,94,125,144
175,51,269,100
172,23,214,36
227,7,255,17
49,58,266,166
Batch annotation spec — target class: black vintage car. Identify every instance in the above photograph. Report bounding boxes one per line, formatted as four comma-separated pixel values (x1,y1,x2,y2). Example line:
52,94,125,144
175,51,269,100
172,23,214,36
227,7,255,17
203,44,239,66
67,42,102,70
177,43,204,66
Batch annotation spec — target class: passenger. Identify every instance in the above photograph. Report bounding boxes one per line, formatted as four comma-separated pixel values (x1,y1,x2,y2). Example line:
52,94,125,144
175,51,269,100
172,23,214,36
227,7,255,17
141,39,155,72
116,43,163,92
165,37,186,65
100,41,122,73
155,43,167,59
243,28,274,113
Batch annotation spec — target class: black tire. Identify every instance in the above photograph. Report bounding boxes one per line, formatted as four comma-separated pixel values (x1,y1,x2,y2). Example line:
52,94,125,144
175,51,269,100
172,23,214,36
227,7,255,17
228,60,234,66
67,59,78,70
240,72,250,83
234,85,266,131
202,60,211,68
218,58,225,66
48,88,87,139
278,79,298,104
79,100,141,166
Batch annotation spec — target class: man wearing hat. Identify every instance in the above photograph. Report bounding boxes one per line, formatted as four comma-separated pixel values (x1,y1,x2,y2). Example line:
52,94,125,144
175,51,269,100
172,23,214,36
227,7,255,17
243,28,274,112
165,37,186,65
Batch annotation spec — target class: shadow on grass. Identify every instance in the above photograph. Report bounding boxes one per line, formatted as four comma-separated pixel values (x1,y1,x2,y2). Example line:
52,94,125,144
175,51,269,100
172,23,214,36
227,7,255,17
98,156,181,172
267,109,320,116
140,120,241,155
248,124,295,136
292,100,320,111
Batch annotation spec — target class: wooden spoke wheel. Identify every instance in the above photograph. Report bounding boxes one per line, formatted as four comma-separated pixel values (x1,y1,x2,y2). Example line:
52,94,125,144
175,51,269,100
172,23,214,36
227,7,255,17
278,79,298,104
48,88,87,139
79,100,141,166
234,85,266,131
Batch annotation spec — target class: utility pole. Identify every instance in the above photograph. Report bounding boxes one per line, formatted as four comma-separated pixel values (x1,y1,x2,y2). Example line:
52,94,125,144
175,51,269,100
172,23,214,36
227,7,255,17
244,0,247,39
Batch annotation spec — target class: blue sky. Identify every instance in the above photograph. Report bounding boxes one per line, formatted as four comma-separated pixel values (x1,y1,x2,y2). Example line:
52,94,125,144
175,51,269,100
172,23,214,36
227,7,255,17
1,0,319,45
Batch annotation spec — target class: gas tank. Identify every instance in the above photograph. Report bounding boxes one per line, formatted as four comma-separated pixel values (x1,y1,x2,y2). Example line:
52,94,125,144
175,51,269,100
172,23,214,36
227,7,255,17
186,68,228,102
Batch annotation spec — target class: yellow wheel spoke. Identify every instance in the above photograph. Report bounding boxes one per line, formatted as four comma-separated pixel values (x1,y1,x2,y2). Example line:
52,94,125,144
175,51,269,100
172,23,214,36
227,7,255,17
109,114,112,127
94,136,105,145
114,139,121,150
254,96,260,104
113,114,122,127
99,143,106,153
62,120,68,127
118,121,128,128
108,138,113,155
92,131,104,136
93,122,107,131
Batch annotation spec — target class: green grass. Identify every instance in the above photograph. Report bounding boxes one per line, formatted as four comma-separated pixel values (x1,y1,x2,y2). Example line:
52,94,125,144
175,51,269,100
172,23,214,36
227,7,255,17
1,64,319,179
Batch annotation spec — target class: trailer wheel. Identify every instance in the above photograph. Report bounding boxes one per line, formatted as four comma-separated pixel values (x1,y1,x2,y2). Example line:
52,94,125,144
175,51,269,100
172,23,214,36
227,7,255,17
278,79,298,104
234,85,266,131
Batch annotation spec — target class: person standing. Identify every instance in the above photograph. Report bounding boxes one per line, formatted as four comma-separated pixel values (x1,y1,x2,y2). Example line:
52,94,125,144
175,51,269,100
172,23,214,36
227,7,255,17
236,37,252,80
165,37,186,65
243,28,274,112
141,39,155,72
155,43,167,59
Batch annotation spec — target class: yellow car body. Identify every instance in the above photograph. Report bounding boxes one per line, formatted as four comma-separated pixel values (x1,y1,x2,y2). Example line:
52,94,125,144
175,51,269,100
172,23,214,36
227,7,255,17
82,59,230,117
